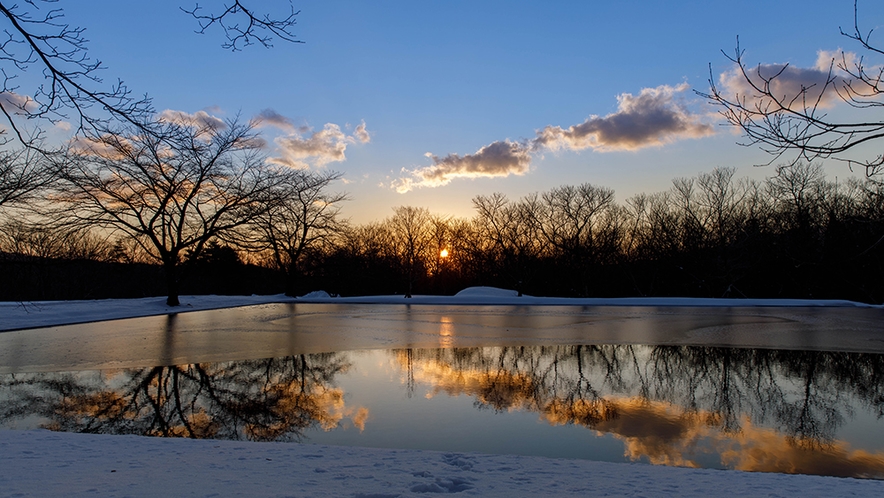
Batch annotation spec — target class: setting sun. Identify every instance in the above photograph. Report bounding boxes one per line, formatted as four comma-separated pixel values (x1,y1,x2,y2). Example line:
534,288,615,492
439,248,449,258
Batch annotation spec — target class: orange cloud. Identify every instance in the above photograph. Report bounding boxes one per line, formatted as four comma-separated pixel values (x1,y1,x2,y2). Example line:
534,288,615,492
392,140,531,193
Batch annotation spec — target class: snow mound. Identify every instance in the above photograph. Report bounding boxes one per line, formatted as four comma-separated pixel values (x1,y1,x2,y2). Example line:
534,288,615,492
455,286,520,298
300,290,331,299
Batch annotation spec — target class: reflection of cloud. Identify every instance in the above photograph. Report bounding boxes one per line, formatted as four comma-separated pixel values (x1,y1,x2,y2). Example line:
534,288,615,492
557,397,884,478
395,349,536,411
393,350,884,479
393,83,711,191
392,140,531,193
534,83,713,152
349,406,370,432
718,50,856,111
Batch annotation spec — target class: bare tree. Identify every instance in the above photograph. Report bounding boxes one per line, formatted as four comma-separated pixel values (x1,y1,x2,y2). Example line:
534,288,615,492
249,169,347,296
0,146,53,207
766,162,827,234
529,183,615,296
52,117,286,306
0,1,301,145
389,206,431,298
703,1,884,176
472,193,542,296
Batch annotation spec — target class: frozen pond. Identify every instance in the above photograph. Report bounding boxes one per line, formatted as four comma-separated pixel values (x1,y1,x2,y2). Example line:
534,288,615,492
1,304,883,478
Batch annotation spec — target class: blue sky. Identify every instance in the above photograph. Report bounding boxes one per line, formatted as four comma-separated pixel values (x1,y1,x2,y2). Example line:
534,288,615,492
45,1,884,222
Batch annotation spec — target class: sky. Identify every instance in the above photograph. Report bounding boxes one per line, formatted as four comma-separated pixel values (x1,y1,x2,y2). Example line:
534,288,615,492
25,0,884,223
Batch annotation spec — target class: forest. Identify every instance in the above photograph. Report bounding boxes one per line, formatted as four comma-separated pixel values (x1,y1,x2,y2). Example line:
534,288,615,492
3,134,883,304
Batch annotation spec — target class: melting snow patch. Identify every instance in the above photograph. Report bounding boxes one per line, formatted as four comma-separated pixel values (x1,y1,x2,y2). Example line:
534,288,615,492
454,287,520,298
300,290,332,299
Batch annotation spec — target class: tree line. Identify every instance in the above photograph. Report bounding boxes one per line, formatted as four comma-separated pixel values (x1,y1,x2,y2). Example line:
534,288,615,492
303,164,884,302
3,120,884,304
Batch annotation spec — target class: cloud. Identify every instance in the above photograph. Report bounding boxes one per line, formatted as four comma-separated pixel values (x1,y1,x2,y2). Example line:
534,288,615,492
392,83,712,192
157,109,226,132
69,135,135,161
718,50,856,111
253,108,299,133
0,92,37,114
267,122,370,169
533,83,714,152
392,140,531,193
353,120,371,144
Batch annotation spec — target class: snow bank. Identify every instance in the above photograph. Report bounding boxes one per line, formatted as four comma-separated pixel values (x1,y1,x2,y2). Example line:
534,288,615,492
0,294,295,332
454,286,521,297
294,286,879,308
1,430,880,497
2,288,878,332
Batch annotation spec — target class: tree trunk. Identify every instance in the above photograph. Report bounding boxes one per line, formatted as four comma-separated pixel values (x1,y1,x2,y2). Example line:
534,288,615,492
164,261,181,306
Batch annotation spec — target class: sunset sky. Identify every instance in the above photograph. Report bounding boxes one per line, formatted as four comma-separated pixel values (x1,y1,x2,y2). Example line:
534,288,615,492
50,0,884,223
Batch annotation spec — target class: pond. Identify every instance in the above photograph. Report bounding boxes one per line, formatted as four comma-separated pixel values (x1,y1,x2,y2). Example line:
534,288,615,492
1,304,883,479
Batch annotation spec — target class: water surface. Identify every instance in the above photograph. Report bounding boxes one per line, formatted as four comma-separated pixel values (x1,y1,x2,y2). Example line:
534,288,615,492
1,303,882,373
1,304,883,479
2,344,883,478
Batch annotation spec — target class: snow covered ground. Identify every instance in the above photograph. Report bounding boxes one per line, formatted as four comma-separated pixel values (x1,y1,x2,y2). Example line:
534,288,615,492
1,289,883,496
1,287,877,332
2,429,882,497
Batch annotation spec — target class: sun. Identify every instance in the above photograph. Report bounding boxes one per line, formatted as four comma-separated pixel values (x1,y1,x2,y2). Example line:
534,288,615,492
440,248,449,258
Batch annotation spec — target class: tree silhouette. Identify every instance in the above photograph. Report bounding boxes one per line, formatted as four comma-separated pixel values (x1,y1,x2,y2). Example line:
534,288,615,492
52,117,288,305
704,1,884,177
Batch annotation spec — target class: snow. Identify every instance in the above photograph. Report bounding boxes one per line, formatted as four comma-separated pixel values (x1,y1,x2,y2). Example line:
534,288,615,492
1,288,882,496
1,288,877,332
0,294,295,332
455,286,520,298
2,430,882,497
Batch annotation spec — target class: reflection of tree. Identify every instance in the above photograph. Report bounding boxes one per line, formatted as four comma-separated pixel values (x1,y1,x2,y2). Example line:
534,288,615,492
0,353,366,442
393,344,884,477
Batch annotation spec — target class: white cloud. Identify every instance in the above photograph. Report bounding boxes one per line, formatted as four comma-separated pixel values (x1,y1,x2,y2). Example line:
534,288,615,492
353,120,371,144
718,50,857,111
267,121,371,169
533,83,714,152
69,135,134,160
393,140,531,193
391,83,713,192
0,92,37,114
157,109,226,132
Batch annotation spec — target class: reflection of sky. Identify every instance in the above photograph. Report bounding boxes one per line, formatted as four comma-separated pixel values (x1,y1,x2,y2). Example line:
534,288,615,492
3,346,884,479
380,346,884,478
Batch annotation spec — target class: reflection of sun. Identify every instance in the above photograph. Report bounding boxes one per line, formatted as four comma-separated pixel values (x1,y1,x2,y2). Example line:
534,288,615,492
439,316,454,348
440,248,449,258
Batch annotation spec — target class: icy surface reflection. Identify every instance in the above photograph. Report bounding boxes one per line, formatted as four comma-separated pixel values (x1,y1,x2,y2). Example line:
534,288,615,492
2,345,884,478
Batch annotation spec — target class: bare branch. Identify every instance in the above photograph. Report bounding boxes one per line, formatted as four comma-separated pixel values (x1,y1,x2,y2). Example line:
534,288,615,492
182,1,303,51
702,3,884,178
